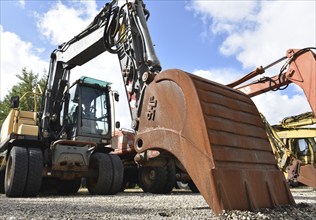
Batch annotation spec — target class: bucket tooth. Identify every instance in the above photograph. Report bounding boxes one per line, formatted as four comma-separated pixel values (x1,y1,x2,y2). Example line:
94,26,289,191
135,69,295,215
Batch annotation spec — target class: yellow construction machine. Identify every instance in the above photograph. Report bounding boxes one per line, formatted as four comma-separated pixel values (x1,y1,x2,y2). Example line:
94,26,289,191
264,112,316,188
0,0,303,215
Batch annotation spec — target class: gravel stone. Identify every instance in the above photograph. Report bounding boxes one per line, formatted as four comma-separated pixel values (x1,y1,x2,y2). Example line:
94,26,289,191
0,187,315,219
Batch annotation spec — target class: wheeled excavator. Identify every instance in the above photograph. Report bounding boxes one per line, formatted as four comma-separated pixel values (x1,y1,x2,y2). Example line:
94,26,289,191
0,76,124,196
228,47,316,188
0,0,295,215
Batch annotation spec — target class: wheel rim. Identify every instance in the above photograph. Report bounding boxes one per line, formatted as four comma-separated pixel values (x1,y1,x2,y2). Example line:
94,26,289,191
6,157,13,189
148,170,156,180
142,168,156,186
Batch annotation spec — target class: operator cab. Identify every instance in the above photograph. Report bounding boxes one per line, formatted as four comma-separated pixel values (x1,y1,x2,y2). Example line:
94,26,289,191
67,76,112,143
292,138,316,164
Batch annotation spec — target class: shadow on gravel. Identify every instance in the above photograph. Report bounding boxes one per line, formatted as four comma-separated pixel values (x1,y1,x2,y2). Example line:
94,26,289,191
192,206,210,210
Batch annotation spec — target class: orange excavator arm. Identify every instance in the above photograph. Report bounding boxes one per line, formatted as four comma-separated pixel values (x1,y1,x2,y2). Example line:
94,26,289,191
228,48,316,114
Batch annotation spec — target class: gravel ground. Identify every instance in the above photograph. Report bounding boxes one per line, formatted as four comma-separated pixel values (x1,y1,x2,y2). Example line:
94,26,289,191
0,187,315,220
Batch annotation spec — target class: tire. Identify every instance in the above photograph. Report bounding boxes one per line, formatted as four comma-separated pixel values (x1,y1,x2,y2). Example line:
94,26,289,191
0,169,5,194
57,178,81,195
107,154,124,195
139,166,168,194
161,160,176,194
5,146,28,197
23,148,43,197
87,153,113,195
139,159,176,194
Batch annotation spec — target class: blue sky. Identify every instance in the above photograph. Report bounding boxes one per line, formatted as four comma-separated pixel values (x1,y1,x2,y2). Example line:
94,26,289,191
1,0,315,128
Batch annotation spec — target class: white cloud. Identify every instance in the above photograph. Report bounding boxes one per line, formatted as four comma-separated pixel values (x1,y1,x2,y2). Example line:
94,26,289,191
188,1,258,35
188,0,316,124
189,0,316,68
0,25,48,100
18,0,25,8
192,68,243,85
223,1,315,69
252,91,311,124
36,1,98,45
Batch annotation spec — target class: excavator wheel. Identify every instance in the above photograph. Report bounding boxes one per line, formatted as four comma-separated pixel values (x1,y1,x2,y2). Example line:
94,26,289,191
139,166,167,193
5,146,28,197
107,154,124,195
87,153,113,195
162,159,177,193
87,153,124,195
139,159,176,194
135,69,295,215
23,148,43,197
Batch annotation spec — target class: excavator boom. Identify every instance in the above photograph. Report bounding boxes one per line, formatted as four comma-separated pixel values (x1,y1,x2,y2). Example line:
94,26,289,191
233,48,316,114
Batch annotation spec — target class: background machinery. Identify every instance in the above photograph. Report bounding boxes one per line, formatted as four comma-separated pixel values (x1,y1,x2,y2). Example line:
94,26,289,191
0,0,297,215
263,112,316,188
228,47,316,188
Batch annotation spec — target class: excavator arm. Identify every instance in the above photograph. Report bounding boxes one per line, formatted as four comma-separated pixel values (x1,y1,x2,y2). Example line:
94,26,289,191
229,48,316,114
41,0,160,140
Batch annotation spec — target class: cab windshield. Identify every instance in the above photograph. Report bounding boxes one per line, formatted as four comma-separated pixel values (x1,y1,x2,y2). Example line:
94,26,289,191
68,84,110,138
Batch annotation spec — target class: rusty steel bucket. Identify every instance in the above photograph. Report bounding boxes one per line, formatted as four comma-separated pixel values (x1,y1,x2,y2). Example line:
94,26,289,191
298,164,316,188
135,69,295,215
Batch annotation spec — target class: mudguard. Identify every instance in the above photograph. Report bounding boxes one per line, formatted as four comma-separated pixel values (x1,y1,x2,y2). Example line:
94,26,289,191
135,69,295,215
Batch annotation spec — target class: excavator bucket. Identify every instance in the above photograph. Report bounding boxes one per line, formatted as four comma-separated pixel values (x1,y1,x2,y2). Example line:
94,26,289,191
298,164,316,188
135,69,295,215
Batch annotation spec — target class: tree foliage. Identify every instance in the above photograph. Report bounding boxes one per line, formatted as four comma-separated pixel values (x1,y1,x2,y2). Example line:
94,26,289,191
0,68,47,127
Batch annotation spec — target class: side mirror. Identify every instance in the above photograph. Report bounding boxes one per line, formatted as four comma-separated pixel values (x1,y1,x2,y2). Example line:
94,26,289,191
115,121,121,129
114,92,119,102
10,96,20,108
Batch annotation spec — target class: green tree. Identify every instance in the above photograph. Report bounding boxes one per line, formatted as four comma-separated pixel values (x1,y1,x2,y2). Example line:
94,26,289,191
0,68,47,127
